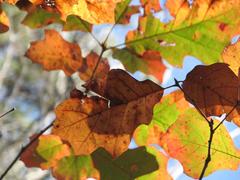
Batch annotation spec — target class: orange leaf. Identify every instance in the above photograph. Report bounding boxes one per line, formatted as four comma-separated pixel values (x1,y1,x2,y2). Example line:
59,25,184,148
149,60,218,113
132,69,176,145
140,0,161,15
52,69,163,157
183,63,240,125
20,135,71,169
29,0,122,24
25,29,82,76
222,39,240,75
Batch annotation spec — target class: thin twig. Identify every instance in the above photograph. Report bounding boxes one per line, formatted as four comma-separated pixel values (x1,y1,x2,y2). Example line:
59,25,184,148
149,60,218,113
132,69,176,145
0,122,54,180
86,49,105,88
0,108,15,119
199,119,214,180
213,103,238,131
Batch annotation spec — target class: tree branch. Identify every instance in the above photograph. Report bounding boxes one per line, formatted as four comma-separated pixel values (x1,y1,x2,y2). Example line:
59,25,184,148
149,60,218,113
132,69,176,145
199,119,214,180
0,108,15,119
0,122,54,180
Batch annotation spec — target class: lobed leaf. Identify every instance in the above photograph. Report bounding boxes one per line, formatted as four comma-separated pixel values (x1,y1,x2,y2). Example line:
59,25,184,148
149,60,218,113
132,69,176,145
51,69,163,157
113,0,240,66
25,29,83,76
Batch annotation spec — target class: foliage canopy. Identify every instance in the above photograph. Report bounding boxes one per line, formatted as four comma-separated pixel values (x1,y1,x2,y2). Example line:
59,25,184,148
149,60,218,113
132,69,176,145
1,0,240,179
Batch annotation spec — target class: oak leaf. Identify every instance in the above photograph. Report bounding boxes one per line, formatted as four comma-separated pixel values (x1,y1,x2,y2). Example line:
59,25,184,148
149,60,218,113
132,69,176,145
25,29,82,76
51,69,163,157
160,108,240,178
116,0,240,66
182,63,240,126
91,146,159,180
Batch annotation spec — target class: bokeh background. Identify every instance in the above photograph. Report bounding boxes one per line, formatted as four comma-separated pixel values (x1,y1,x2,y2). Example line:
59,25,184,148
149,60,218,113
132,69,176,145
0,0,240,179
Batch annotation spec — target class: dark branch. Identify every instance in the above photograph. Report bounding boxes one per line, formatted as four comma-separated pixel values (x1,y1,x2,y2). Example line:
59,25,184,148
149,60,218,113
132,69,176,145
0,108,15,119
199,119,214,180
0,122,54,180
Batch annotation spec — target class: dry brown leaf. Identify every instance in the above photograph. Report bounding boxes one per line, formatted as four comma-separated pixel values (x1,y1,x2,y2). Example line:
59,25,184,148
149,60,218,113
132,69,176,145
183,63,240,125
52,69,163,157
25,29,82,76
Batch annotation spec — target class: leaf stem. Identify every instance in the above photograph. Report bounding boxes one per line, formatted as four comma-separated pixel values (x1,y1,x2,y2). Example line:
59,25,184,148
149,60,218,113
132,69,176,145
0,122,54,180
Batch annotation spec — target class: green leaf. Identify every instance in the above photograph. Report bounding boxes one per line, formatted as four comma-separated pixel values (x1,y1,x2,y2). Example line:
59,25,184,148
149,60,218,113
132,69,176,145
113,48,166,81
22,8,63,28
134,91,188,146
20,135,71,169
115,0,139,25
114,1,240,66
92,147,159,180
53,155,99,180
137,147,171,180
63,15,92,32
161,108,240,178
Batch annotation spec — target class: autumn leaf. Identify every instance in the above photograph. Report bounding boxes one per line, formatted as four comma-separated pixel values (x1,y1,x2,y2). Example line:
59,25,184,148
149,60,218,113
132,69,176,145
160,108,240,178
63,15,92,32
91,146,159,180
20,135,71,169
182,63,240,126
134,90,189,146
114,0,240,66
0,3,9,33
25,29,82,76
51,69,163,157
137,147,172,180
22,8,63,28
53,154,99,180
29,0,122,24
113,49,166,82
140,0,161,15
115,0,140,25
222,39,240,75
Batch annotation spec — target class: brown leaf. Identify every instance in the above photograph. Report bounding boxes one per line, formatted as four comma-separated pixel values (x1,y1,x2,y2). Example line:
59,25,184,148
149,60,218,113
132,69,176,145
183,63,240,125
25,29,82,76
52,69,163,157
